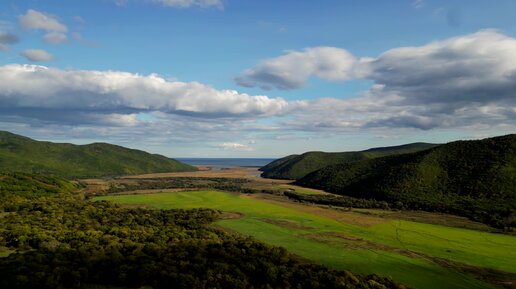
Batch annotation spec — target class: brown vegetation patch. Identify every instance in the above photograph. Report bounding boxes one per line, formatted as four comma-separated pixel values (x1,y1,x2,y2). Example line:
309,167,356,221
432,257,516,288
259,218,314,230
318,232,363,241
352,209,497,233
122,167,275,180
389,211,495,232
80,178,111,193
304,231,409,254
278,184,329,195
219,211,245,220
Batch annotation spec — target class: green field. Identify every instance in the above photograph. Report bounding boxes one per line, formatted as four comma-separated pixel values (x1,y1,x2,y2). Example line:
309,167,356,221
95,191,516,289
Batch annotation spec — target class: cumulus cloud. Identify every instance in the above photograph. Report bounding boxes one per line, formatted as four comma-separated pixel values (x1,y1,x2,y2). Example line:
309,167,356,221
19,9,68,33
0,64,288,126
272,30,516,131
238,30,516,103
151,0,224,9
20,49,54,62
236,47,356,90
361,30,516,106
218,142,254,151
19,9,68,45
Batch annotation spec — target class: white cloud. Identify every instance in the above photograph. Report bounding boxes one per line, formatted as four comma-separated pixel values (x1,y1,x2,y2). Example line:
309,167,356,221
218,142,254,151
238,30,516,101
236,47,356,90
43,32,67,44
242,30,516,131
19,9,68,33
236,30,516,128
360,30,516,105
19,9,69,48
0,64,288,122
20,49,54,62
151,0,223,9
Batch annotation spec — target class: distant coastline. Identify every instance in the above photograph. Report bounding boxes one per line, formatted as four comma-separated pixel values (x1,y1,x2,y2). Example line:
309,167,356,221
175,158,276,167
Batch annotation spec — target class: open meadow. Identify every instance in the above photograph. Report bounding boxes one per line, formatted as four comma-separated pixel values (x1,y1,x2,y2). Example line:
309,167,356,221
95,190,516,289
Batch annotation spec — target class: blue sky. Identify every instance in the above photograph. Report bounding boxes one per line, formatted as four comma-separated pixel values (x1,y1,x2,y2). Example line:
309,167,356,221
0,0,515,157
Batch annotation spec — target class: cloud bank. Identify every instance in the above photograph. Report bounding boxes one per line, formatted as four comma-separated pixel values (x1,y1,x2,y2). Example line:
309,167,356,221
0,64,288,127
236,30,516,131
1,30,515,150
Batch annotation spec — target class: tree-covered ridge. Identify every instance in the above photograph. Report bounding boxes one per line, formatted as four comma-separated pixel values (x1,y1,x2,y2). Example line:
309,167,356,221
296,134,516,228
0,131,196,178
260,143,437,180
0,173,404,289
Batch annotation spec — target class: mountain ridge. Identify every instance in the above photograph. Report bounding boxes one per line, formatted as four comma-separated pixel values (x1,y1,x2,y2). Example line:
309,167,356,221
260,142,438,180
0,131,196,178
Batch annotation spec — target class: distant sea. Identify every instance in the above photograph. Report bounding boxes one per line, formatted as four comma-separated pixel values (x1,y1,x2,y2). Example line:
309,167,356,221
175,158,276,167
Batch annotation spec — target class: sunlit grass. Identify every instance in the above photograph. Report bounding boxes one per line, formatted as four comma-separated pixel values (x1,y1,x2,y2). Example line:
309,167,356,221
95,190,516,289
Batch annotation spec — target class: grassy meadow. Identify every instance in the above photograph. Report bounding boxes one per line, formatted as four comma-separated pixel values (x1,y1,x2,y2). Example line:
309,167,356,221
95,190,516,289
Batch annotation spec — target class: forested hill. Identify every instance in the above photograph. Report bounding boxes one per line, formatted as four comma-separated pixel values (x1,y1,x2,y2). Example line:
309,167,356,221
296,134,516,228
260,142,437,180
0,131,196,178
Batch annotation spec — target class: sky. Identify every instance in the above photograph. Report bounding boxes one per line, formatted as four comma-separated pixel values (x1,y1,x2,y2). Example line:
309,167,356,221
0,0,515,158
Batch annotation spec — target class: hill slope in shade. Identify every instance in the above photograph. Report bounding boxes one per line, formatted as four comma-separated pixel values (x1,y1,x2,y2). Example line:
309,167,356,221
260,142,438,180
296,134,516,228
0,131,196,178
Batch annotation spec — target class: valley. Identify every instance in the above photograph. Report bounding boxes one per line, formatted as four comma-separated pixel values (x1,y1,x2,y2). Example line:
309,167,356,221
1,133,515,289
92,166,516,289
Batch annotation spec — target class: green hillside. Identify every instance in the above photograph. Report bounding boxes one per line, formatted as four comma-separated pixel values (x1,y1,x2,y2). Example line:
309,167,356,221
0,172,77,199
296,134,516,228
0,131,196,178
261,142,437,180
